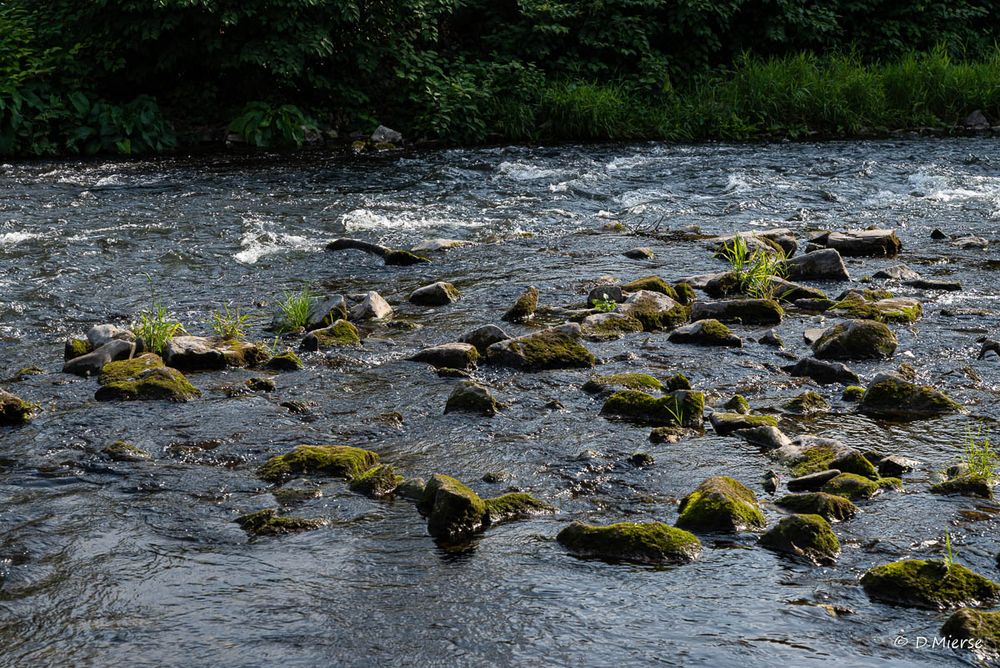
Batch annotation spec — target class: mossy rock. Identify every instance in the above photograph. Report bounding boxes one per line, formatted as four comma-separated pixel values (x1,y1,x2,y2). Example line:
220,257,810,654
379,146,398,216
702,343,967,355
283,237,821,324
272,485,323,505
349,464,404,498
257,445,379,483
820,473,881,500
0,389,38,425
930,474,994,499
672,282,696,305
484,493,555,524
858,373,963,420
444,381,502,416
601,389,704,428
690,299,784,326
302,319,361,350
265,350,304,371
417,474,488,542
580,312,645,339
384,249,430,265
861,559,1000,609
502,286,539,323
842,385,866,402
829,451,879,480
709,412,778,436
668,319,742,347
582,373,664,395
102,440,152,462
724,395,750,415
11,366,44,379
64,337,91,361
676,476,766,533
760,514,841,565
487,326,595,371
95,365,200,402
664,373,692,391
830,294,922,324
774,492,858,522
789,443,841,477
941,608,1000,652
812,319,897,360
98,353,164,385
620,291,690,331
782,391,830,414
246,377,276,392
235,508,326,537
557,521,701,565
622,276,679,300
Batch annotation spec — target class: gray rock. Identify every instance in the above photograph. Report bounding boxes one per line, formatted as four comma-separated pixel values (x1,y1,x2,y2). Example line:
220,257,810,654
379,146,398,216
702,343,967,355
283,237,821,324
873,264,921,281
410,342,479,369
86,324,135,349
903,279,962,291
459,325,510,355
62,339,134,376
619,290,689,330
803,328,826,346
164,336,227,371
587,285,624,306
668,319,742,347
758,329,784,348
689,299,783,325
952,235,989,249
623,247,655,260
580,311,644,340
370,125,402,143
878,455,919,477
781,357,860,385
350,291,392,320
397,478,426,501
408,281,460,306
783,248,850,281
809,229,901,257
787,469,842,492
300,294,348,331
963,109,990,129
734,425,792,450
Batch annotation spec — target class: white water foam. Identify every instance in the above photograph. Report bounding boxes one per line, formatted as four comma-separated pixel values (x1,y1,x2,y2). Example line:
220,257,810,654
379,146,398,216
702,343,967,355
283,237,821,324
497,161,568,181
0,231,42,245
339,208,486,232
234,216,326,265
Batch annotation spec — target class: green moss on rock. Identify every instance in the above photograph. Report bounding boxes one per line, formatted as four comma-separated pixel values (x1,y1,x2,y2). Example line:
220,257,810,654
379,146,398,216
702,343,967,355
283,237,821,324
582,373,664,394
820,473,881,500
265,350,304,371
349,464,404,498
621,292,690,331
384,249,430,265
489,328,595,370
930,474,994,499
95,365,200,402
812,319,897,360
789,443,839,477
724,395,750,415
783,391,830,414
673,282,696,305
664,373,692,391
861,559,1000,609
601,389,704,428
98,353,164,385
676,476,766,533
445,381,502,416
557,521,701,565
417,474,488,542
307,319,361,349
774,492,858,522
257,445,379,483
842,385,866,402
622,276,679,300
760,513,841,565
65,337,91,360
235,508,326,536
709,412,778,436
502,286,539,323
0,389,38,425
858,373,963,420
102,440,152,462
941,608,1000,652
484,493,555,524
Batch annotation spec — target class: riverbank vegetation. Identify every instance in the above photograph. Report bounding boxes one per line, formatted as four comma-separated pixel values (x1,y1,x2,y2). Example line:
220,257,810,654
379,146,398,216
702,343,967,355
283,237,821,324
2,1,1000,157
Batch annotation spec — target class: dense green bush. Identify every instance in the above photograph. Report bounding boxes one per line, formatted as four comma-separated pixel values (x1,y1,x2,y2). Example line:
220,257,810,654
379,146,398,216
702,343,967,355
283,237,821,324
3,0,1000,156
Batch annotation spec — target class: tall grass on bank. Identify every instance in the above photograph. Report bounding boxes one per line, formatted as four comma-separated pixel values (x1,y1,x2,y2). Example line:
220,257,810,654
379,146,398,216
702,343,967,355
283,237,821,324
520,47,1000,143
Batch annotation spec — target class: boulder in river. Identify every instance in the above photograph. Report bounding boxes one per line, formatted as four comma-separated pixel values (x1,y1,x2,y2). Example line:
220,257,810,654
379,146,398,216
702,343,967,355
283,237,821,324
904,278,962,291
557,521,701,565
587,284,625,307
235,508,326,537
409,281,460,306
623,247,655,260
601,389,704,428
458,324,510,355
774,492,858,522
486,324,595,371
502,287,539,323
676,476,766,533
303,294,349,331
94,354,200,402
782,391,830,414
582,372,664,395
349,464,405,499
444,381,502,416
760,514,840,565
941,608,1000,653
858,373,963,420
0,389,37,425
102,440,152,462
820,473,881,500
786,470,842,492
781,357,859,386
734,425,792,451
930,474,994,499
63,339,135,376
257,444,379,483
829,294,922,324
709,412,778,436
162,336,227,371
86,324,135,349
873,264,921,281
690,299,782,326
862,559,1000,609
411,342,480,369
350,291,392,321
483,493,554,524
811,319,897,360
619,290,689,330
64,337,91,361
809,229,901,257
621,275,676,298
300,320,361,351
410,239,472,253
668,319,742,347
783,248,850,281
580,312,644,340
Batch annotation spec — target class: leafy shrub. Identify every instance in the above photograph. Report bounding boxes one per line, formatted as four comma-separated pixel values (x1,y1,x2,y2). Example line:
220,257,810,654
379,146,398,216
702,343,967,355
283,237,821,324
228,102,318,148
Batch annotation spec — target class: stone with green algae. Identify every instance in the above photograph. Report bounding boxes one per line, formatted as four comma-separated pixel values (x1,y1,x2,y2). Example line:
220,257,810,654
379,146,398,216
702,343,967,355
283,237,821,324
257,445,379,483
862,559,1000,609
675,476,766,533
557,521,701,565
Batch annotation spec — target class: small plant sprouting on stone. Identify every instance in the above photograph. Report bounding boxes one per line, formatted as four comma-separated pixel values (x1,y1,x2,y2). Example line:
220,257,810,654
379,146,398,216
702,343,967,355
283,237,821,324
592,292,617,313
211,304,250,340
278,288,313,333
718,236,788,300
133,303,183,356
944,528,956,571
963,425,998,480
664,395,685,426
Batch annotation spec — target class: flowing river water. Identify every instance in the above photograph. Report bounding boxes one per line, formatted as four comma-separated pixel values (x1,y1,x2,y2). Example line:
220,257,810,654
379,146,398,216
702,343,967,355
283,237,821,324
1,139,999,667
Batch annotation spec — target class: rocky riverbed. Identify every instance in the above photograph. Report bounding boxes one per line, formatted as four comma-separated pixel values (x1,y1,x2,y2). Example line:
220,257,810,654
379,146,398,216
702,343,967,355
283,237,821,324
1,140,999,666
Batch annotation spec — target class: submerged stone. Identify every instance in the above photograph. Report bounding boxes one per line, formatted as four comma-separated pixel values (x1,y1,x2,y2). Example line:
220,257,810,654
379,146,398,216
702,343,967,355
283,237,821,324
483,493,555,524
102,440,152,462
257,445,379,483
675,476,766,533
580,311,644,340
862,559,1000,610
709,412,778,436
349,464,404,498
235,508,326,537
557,521,701,565
782,391,830,414
445,381,502,416
760,514,841,565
